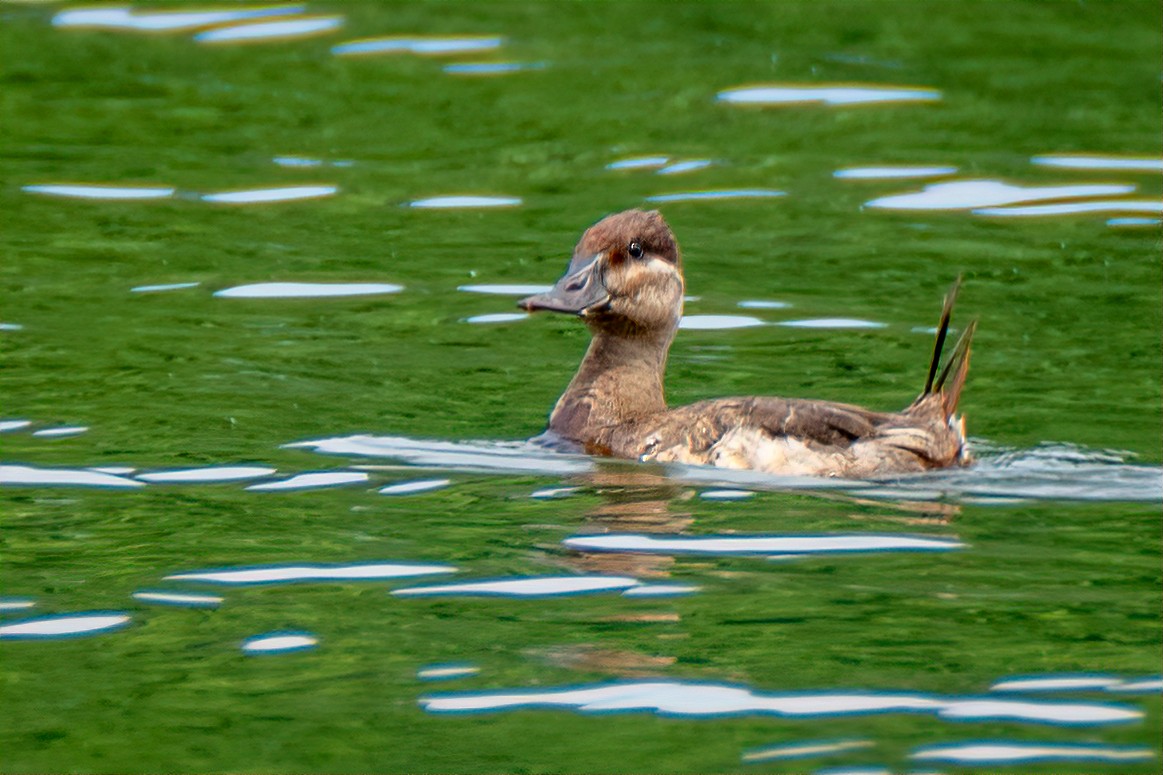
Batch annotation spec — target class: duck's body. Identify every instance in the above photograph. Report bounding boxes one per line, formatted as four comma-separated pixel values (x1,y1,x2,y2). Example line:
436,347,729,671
520,209,975,478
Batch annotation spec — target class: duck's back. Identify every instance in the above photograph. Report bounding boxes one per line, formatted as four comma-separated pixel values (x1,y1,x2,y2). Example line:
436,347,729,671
598,395,968,478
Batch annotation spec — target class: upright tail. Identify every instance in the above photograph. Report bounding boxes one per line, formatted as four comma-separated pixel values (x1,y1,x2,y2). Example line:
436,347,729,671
916,276,976,420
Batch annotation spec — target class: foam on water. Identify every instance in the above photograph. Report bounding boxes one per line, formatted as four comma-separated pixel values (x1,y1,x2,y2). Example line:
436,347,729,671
52,4,305,32
418,664,481,681
563,533,963,556
657,159,713,175
897,441,1163,503
1031,154,1162,172
379,478,451,495
646,189,786,203
132,590,223,608
137,466,276,483
245,471,368,491
131,282,201,293
742,738,874,763
777,319,887,329
607,156,670,171
333,35,504,57
194,15,343,44
291,434,1159,503
393,576,642,598
911,741,1154,764
465,313,528,324
679,315,767,330
991,674,1122,693
420,679,1139,725
0,420,32,432
458,284,551,295
214,282,403,298
242,632,317,654
974,199,1162,217
166,561,456,585
0,613,131,639
835,166,958,179
409,195,522,208
201,185,338,203
0,464,144,489
23,183,175,200
864,179,1136,211
717,84,941,106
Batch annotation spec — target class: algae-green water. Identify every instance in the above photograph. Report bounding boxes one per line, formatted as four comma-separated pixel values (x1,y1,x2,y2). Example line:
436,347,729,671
2,2,1160,772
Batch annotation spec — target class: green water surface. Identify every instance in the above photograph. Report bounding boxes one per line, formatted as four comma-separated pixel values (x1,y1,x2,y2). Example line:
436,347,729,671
2,1,1160,772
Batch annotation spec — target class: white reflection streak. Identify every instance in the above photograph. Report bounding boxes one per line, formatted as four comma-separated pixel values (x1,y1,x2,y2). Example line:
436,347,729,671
0,613,130,639
195,16,343,44
975,199,1162,217
563,533,964,555
201,185,337,203
409,196,522,208
242,633,317,653
0,464,144,488
214,282,402,298
678,315,767,330
912,741,1154,764
421,680,1141,725
865,180,1135,211
52,5,306,31
333,36,504,57
166,562,456,584
717,84,941,106
1032,155,1162,172
245,471,368,491
24,184,175,200
393,576,641,597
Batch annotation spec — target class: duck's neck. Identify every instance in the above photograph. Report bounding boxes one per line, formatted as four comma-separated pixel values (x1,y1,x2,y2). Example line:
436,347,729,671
549,329,672,441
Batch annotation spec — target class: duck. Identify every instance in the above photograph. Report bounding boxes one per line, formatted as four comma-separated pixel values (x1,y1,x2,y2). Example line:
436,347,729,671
518,209,976,478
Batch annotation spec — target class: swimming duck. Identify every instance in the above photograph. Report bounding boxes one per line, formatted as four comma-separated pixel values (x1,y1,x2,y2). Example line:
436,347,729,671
518,209,976,478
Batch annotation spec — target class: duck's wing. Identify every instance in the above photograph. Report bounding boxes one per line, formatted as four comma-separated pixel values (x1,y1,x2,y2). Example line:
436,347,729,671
686,396,894,449
602,397,893,460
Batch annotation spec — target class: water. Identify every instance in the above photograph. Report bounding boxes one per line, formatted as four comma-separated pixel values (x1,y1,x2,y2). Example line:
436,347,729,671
2,1,1159,772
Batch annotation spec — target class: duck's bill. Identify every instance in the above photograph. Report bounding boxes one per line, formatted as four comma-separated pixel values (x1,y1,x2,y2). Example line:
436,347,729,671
518,253,610,315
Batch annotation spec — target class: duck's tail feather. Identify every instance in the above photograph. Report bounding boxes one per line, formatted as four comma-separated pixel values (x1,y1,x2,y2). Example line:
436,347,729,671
923,276,960,397
914,276,976,420
934,319,976,419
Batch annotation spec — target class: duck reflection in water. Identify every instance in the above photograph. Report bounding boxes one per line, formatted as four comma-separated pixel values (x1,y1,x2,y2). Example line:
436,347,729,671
521,209,976,478
539,465,959,675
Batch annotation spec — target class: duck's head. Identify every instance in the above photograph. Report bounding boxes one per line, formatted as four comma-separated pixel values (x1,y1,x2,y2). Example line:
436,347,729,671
519,209,684,336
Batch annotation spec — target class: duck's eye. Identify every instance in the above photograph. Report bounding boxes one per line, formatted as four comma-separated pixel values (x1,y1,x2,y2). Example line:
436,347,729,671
627,241,643,259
